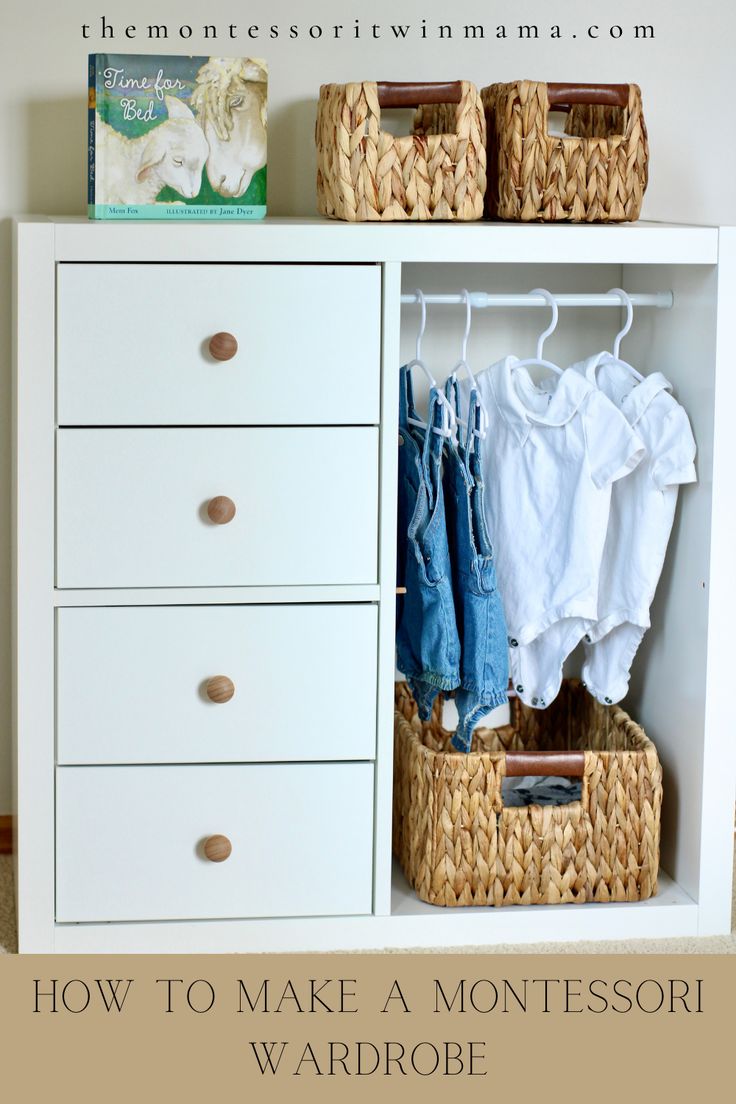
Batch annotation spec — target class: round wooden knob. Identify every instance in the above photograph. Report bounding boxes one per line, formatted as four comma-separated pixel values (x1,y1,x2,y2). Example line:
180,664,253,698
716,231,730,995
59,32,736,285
208,332,238,361
203,834,232,863
207,496,236,525
206,675,235,704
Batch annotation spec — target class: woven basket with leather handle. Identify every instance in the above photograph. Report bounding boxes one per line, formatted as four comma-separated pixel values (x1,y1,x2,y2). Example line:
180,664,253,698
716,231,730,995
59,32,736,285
393,679,661,907
481,81,649,222
316,81,486,221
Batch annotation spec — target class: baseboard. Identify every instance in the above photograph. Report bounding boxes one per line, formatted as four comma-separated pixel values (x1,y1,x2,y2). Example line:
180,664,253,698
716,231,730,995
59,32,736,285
0,816,13,855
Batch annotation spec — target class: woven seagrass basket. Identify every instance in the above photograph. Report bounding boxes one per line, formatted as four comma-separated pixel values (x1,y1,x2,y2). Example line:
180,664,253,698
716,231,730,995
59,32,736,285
393,679,661,906
316,80,486,221
481,81,648,222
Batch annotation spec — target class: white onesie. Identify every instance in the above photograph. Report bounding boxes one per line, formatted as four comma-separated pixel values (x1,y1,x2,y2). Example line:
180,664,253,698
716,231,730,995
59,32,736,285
461,357,644,709
569,354,697,704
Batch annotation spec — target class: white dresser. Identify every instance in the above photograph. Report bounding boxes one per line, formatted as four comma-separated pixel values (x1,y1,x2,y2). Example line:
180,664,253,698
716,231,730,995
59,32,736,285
13,217,736,952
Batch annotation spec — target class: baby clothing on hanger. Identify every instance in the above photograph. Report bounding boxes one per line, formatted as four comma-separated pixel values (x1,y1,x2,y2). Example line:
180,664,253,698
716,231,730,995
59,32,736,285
460,356,645,710
395,366,460,718
443,378,509,752
568,353,697,704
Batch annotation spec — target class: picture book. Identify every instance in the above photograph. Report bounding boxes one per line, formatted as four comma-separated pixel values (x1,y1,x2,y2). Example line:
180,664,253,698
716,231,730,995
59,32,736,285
88,53,267,219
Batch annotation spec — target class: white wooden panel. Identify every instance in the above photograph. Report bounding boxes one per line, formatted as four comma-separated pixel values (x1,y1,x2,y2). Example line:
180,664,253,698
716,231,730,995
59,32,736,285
12,220,56,952
373,262,401,915
52,867,699,953
49,216,720,266
622,262,718,912
699,231,736,931
57,604,378,763
56,428,378,587
56,763,374,921
57,264,380,425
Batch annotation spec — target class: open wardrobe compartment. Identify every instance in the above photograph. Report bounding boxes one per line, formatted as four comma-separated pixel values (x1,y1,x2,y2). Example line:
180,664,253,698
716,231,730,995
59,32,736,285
13,217,736,951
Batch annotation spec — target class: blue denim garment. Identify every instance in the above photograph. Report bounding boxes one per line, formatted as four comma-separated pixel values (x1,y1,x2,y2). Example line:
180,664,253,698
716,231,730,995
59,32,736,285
396,367,460,718
443,378,509,752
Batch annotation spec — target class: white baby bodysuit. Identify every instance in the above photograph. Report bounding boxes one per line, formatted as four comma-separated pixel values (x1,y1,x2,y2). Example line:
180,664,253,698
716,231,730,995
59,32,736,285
568,353,697,704
460,357,644,709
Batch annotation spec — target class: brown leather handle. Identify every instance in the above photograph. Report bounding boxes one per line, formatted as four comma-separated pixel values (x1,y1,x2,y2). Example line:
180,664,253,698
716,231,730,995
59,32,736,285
505,750,586,778
377,81,462,107
547,83,630,108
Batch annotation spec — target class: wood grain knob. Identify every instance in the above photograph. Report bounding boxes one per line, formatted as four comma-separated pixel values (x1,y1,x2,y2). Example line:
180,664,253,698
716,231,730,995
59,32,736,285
208,332,238,361
206,675,235,704
203,834,232,863
207,495,236,524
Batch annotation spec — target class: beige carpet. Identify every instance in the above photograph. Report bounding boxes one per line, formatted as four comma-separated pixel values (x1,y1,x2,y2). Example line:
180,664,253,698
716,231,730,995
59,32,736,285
1,852,734,955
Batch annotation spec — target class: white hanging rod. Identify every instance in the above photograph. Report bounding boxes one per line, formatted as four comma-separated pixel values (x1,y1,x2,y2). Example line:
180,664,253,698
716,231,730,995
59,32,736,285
400,291,674,309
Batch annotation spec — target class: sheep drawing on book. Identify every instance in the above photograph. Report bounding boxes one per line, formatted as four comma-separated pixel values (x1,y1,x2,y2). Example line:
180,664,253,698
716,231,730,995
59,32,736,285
191,57,268,199
89,54,268,217
95,96,209,205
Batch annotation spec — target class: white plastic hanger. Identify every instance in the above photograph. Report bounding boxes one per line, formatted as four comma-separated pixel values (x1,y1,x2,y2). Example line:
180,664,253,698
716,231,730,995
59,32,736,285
405,289,456,438
447,289,489,440
512,288,564,377
602,287,644,381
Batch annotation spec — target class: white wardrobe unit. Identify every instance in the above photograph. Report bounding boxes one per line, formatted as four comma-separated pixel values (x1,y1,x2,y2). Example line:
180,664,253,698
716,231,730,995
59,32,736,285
12,216,736,952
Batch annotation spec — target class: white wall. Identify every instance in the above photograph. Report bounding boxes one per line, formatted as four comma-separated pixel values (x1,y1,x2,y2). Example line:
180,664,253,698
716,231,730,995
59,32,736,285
0,0,733,809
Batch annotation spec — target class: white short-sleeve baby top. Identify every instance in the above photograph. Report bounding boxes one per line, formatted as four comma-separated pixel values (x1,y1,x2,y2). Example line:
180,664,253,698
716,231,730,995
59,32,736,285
461,357,644,707
569,353,697,703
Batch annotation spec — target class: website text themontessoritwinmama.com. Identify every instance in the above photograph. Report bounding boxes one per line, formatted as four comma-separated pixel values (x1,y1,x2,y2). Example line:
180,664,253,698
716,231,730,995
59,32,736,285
80,17,656,43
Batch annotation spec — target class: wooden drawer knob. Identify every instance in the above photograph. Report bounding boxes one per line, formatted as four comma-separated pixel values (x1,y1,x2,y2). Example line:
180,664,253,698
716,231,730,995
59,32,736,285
207,495,236,524
203,834,232,863
208,332,238,361
206,675,235,703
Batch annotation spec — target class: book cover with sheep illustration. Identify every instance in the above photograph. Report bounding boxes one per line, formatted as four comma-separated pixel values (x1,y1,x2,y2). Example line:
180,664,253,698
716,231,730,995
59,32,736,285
88,53,267,219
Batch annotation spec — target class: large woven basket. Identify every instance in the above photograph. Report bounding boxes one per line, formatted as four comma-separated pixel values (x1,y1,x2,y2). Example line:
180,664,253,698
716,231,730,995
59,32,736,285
481,81,648,222
393,679,661,906
316,81,486,221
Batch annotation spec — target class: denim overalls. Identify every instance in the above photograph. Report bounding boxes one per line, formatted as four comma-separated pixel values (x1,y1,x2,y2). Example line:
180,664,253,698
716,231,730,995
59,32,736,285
396,366,460,717
443,378,509,751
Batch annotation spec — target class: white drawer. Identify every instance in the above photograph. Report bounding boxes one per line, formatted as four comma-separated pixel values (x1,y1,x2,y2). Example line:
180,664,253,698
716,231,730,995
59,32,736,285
56,763,374,921
57,604,378,764
57,264,381,426
56,427,378,588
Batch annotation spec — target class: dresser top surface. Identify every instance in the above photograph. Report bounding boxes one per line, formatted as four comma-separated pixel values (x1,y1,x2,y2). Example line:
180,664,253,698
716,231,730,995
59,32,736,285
15,215,722,266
